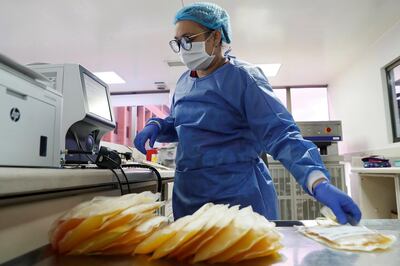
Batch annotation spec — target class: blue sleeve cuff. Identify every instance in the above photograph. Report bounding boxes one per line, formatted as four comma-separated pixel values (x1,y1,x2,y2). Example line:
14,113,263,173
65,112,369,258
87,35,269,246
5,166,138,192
147,119,162,130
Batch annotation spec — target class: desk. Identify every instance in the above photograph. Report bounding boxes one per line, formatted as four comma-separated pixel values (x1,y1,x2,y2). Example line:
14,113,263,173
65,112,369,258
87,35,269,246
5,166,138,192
3,220,400,266
351,167,400,219
0,166,175,263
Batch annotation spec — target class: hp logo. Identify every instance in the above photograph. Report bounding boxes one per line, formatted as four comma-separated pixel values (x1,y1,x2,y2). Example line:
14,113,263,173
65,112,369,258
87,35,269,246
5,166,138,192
10,108,21,122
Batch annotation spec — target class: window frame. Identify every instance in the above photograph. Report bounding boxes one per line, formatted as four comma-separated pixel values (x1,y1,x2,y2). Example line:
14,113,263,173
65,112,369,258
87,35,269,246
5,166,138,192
386,58,400,143
272,85,329,121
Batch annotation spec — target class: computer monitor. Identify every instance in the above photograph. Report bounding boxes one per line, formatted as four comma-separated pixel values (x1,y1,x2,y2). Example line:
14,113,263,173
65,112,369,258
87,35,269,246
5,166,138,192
29,64,116,165
83,73,112,121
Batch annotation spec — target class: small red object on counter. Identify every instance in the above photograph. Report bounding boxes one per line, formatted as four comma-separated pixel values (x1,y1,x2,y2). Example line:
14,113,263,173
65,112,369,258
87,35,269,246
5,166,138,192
146,149,158,161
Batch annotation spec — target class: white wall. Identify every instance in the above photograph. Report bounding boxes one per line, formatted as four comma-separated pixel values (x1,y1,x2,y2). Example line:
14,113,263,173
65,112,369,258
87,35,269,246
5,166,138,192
329,19,400,156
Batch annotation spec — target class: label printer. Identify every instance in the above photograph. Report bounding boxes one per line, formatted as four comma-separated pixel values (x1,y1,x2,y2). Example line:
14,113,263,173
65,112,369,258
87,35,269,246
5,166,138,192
0,53,116,167
0,54,62,167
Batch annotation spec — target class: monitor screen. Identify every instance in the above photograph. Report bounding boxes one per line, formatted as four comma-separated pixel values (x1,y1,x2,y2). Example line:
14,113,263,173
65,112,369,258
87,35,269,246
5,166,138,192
83,73,112,121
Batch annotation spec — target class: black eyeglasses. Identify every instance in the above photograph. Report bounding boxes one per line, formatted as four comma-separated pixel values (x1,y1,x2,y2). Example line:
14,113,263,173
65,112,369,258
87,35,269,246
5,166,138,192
169,30,211,53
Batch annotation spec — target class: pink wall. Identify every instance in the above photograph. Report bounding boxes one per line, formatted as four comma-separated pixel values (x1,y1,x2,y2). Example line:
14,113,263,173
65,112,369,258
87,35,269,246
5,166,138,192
103,105,170,146
103,106,133,146
136,105,169,133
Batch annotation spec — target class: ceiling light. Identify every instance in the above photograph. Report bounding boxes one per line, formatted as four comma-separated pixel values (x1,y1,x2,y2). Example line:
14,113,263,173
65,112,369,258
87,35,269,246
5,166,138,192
256,64,281,77
93,71,126,84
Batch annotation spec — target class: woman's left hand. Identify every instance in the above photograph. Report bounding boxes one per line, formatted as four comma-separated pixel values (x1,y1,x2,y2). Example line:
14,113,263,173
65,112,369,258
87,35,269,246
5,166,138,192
314,182,362,225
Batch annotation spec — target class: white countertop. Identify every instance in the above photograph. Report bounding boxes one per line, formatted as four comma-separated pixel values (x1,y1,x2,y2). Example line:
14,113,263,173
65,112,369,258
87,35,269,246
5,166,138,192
268,154,344,164
351,167,400,174
0,167,175,196
7,220,400,266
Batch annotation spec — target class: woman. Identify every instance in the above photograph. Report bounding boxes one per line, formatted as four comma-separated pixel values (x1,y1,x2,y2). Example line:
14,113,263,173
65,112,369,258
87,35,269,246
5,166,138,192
135,2,361,224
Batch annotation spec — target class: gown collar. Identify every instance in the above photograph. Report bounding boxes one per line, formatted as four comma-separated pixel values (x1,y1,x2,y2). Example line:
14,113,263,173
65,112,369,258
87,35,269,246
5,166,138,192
188,58,232,81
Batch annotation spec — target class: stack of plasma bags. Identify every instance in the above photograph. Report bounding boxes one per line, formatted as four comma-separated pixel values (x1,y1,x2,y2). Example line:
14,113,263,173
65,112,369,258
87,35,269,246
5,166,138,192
49,192,283,264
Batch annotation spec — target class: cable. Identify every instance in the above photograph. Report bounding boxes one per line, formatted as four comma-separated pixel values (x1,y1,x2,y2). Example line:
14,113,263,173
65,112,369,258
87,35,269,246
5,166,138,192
104,156,131,194
118,166,131,193
101,155,132,194
65,150,125,195
122,163,162,195
70,132,128,195
109,168,124,195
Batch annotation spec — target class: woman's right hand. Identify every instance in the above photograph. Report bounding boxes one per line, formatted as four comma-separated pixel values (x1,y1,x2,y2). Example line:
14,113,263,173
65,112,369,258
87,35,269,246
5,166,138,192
134,124,160,154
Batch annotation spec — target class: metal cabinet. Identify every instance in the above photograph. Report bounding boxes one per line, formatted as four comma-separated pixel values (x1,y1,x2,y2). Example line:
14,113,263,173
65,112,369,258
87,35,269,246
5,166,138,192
269,163,346,220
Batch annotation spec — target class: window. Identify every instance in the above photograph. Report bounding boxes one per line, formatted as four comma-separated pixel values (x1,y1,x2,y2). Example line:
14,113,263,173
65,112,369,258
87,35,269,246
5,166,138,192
291,87,329,121
272,88,287,108
272,86,329,121
386,59,400,142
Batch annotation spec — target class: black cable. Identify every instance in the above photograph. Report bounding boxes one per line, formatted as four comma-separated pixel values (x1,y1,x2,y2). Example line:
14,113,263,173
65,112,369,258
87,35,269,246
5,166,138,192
109,168,124,195
122,164,162,195
101,155,132,194
118,165,132,193
65,150,125,195
70,131,127,195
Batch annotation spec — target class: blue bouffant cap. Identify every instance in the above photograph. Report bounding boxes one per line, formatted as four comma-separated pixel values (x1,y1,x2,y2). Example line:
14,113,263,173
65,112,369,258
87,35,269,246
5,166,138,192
174,2,232,44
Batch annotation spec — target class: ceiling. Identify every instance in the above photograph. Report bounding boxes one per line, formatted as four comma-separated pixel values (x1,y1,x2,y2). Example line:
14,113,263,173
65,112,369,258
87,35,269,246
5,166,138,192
1,0,400,92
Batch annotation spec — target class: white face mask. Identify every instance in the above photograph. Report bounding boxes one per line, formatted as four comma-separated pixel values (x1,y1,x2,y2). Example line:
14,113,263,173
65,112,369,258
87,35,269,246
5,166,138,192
179,38,216,71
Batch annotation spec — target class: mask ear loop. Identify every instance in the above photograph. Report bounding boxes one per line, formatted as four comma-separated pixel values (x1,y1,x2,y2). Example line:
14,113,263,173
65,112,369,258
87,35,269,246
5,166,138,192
206,31,218,57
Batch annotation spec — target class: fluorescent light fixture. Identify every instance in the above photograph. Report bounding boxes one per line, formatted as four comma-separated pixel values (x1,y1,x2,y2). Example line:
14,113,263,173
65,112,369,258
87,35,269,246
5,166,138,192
93,71,126,84
256,64,281,77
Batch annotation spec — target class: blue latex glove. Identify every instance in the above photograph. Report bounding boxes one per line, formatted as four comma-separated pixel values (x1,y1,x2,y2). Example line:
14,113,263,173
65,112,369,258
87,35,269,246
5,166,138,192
314,182,362,225
134,124,160,154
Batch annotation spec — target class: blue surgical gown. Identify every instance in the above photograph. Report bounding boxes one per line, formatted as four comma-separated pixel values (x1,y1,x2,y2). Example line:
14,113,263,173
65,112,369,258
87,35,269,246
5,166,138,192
156,58,330,220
